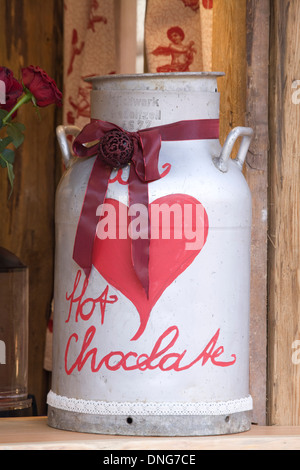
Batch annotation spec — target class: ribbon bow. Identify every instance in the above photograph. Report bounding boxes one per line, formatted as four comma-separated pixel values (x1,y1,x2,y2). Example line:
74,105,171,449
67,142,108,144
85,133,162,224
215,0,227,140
72,118,219,297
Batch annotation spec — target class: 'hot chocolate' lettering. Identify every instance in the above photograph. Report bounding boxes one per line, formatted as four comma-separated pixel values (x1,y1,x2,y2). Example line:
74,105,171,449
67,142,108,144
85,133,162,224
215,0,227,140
64,324,236,375
65,270,118,325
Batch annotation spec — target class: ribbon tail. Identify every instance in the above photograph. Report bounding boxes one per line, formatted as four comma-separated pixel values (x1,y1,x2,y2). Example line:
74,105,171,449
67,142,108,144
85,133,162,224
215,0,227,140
73,156,111,278
128,165,150,298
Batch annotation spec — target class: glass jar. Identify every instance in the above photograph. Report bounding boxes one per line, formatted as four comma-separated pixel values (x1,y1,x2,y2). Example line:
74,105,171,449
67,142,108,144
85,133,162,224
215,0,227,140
0,248,31,414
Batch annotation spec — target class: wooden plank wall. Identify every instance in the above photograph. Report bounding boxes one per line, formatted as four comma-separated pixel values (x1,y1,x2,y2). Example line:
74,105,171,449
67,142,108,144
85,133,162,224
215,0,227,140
268,0,300,425
0,0,63,415
212,0,268,425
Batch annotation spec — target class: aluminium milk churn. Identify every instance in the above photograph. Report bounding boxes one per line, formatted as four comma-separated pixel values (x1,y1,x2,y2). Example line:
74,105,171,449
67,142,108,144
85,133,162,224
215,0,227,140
47,72,253,436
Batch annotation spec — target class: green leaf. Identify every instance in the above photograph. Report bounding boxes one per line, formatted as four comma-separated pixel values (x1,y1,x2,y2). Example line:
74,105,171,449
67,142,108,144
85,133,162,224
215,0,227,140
2,148,15,163
0,109,8,120
0,136,13,152
0,155,6,168
0,148,15,166
0,110,7,129
6,122,25,148
0,150,15,196
14,122,25,132
31,94,37,107
6,161,15,195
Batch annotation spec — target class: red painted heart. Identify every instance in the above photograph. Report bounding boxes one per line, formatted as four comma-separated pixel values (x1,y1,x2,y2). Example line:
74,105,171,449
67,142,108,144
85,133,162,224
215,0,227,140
92,194,209,340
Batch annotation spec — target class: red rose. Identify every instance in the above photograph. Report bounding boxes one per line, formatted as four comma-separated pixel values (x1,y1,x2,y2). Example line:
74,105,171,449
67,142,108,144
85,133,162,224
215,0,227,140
0,66,23,112
21,65,62,107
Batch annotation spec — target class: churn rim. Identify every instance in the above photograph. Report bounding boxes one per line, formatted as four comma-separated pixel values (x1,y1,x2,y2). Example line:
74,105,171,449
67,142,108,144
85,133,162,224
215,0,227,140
84,71,225,84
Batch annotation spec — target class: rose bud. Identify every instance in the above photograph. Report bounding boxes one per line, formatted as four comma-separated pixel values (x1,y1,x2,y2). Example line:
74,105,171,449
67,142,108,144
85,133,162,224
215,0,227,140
21,65,62,107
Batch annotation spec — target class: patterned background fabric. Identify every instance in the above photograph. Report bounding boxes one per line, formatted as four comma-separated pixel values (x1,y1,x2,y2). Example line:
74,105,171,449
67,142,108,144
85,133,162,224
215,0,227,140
63,0,118,130
145,0,213,73
62,0,213,129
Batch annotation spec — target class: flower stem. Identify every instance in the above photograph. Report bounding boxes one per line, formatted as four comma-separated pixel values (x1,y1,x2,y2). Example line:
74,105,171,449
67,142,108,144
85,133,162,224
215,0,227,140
2,91,33,124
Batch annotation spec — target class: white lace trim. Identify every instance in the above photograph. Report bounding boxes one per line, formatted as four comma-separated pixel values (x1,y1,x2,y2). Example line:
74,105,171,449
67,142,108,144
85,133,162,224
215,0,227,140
47,390,252,416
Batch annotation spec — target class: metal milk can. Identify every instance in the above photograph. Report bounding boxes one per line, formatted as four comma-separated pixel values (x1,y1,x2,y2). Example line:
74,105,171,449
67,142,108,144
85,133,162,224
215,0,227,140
47,72,253,436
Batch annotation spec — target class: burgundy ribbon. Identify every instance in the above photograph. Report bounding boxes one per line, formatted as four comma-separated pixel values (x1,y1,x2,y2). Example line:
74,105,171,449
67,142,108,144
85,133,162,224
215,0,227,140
72,118,219,297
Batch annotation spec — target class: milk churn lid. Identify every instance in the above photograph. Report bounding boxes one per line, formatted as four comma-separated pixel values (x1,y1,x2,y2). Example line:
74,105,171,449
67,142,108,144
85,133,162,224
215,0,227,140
85,71,225,82
0,247,26,272
85,72,225,93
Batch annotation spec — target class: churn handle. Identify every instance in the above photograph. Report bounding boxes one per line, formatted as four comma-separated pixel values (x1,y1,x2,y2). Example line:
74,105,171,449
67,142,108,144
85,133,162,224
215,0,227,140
56,125,81,168
213,127,254,173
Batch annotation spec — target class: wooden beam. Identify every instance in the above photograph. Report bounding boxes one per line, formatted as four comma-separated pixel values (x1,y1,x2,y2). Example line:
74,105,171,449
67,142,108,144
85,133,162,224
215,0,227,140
212,0,247,150
213,0,269,424
0,0,63,415
244,0,269,425
116,0,137,74
268,0,300,425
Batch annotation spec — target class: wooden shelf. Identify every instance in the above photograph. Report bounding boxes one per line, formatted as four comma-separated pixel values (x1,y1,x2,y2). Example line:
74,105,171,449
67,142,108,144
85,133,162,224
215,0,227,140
0,417,300,450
